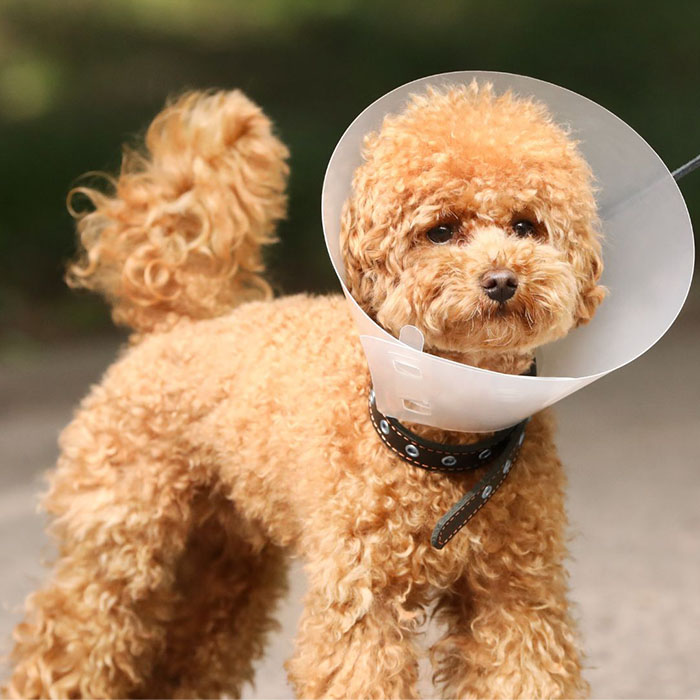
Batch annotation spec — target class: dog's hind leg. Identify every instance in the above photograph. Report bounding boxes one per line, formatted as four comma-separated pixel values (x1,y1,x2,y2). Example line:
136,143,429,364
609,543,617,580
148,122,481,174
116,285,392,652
138,489,288,699
3,399,214,699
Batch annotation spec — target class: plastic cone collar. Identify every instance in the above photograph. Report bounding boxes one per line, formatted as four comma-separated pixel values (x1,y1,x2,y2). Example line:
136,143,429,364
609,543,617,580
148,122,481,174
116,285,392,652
322,72,694,432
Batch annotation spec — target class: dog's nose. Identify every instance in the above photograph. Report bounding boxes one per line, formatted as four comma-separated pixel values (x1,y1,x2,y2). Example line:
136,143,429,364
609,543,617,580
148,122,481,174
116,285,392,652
480,268,518,303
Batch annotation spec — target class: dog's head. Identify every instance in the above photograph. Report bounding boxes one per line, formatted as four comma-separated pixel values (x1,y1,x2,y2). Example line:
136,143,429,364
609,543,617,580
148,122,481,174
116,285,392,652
340,83,606,364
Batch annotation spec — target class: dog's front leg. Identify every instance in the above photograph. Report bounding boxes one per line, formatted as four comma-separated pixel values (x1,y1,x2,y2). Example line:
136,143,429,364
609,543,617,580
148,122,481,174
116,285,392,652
431,445,588,698
286,538,424,700
431,565,587,699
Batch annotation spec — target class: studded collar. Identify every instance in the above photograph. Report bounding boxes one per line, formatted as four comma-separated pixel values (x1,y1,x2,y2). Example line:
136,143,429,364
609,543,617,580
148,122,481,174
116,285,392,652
368,361,535,549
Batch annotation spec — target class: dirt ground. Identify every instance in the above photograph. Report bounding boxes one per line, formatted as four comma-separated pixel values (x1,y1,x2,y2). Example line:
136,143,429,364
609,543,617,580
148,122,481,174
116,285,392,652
1,300,699,698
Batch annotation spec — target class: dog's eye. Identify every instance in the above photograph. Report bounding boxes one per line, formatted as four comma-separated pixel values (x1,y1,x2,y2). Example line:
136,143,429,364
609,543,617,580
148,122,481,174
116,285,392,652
512,219,537,237
426,224,455,245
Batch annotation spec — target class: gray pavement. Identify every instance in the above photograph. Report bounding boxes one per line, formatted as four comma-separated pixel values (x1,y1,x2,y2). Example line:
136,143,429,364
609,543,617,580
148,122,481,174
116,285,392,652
1,303,699,698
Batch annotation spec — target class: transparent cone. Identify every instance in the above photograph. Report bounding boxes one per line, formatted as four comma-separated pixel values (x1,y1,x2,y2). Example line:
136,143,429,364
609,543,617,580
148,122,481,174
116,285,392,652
322,71,695,432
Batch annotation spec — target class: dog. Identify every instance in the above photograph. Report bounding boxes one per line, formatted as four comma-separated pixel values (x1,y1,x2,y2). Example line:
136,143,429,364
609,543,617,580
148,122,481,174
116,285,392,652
5,82,604,699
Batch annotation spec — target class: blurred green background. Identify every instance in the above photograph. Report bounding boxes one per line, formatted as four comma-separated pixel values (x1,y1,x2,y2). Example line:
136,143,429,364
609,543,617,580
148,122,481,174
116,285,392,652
1,0,699,348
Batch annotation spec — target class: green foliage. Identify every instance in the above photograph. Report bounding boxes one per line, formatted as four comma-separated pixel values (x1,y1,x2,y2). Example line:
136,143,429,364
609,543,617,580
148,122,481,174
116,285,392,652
1,0,698,339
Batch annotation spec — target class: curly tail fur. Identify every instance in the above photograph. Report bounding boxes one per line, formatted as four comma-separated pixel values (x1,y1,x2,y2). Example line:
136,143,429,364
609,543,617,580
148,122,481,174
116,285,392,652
67,90,289,334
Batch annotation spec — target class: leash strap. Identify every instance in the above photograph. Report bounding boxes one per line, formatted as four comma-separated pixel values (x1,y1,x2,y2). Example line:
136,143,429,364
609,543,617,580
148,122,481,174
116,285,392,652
672,153,700,181
368,390,528,549
430,420,527,548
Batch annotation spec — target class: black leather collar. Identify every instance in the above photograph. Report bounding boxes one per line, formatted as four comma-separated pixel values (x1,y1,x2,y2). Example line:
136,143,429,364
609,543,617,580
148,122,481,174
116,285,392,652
368,361,535,549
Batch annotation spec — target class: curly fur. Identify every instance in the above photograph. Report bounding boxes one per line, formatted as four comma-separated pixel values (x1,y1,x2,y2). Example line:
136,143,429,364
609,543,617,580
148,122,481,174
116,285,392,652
5,84,604,699
67,90,289,334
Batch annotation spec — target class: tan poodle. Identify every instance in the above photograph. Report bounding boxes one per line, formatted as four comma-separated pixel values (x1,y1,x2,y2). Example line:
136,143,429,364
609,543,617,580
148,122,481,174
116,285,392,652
4,83,604,699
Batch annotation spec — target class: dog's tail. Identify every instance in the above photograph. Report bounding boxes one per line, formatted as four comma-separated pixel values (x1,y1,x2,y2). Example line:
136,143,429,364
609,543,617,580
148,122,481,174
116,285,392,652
66,90,289,335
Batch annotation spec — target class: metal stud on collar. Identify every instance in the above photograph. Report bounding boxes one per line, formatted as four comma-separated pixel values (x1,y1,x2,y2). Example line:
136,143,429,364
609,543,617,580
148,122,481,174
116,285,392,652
405,444,420,458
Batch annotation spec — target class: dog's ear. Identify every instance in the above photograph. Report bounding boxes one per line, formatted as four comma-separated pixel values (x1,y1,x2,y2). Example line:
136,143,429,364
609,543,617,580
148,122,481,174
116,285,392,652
573,232,607,327
339,196,391,314
576,282,606,327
